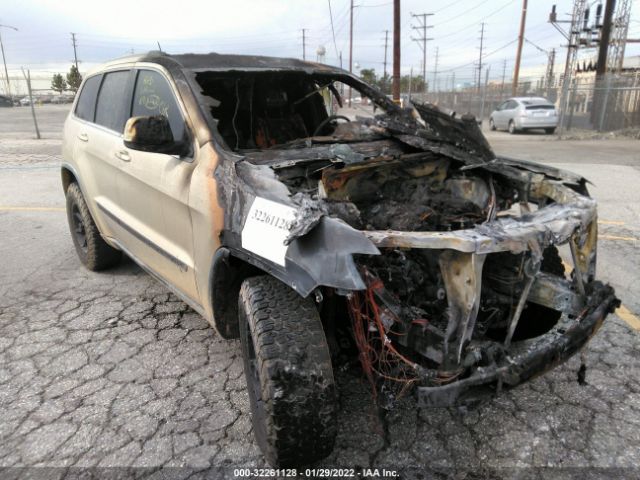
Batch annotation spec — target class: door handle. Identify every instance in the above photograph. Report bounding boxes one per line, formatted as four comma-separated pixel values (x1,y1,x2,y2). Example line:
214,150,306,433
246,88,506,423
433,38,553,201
77,133,88,142
115,150,131,162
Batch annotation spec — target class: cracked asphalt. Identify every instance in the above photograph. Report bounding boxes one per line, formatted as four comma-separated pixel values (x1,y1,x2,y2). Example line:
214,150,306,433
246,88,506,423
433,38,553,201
1,105,640,478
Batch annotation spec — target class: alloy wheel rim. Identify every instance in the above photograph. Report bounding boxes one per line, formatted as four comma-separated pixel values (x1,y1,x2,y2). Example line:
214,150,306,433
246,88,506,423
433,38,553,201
71,204,88,252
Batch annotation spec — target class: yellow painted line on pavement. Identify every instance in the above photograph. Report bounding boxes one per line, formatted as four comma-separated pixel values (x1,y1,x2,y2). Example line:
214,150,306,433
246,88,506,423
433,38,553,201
0,206,65,212
599,234,638,242
598,220,625,226
560,260,639,332
617,305,640,331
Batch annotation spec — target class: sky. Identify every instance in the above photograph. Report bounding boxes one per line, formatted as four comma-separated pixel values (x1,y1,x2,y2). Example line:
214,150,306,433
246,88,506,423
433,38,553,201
1,0,639,94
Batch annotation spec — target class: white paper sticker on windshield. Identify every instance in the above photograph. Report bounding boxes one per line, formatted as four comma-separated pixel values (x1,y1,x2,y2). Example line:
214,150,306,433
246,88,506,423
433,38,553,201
241,197,297,267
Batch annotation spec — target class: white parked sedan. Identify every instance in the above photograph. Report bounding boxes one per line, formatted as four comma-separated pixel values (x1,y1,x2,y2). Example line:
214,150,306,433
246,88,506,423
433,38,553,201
489,97,558,134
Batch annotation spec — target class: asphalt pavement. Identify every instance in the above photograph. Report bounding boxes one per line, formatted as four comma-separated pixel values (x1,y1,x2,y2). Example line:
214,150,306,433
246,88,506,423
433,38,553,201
1,105,639,478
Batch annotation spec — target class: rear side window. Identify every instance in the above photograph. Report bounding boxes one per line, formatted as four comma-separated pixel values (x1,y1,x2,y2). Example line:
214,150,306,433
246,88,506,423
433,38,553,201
95,71,131,133
525,105,554,110
75,75,101,121
132,70,185,142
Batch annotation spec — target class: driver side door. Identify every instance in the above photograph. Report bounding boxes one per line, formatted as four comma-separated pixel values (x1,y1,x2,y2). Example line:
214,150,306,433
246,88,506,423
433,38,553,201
116,68,199,303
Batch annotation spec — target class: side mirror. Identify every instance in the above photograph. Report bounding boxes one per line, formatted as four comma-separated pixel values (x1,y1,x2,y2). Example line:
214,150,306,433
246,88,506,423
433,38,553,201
123,116,188,156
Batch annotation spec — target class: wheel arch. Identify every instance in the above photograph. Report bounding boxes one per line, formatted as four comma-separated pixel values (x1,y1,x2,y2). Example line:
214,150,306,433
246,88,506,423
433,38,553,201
208,247,264,339
61,165,78,193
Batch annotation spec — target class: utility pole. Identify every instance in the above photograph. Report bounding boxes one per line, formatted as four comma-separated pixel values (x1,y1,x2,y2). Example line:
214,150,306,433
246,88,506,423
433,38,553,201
501,58,507,96
301,29,307,60
21,68,40,139
392,0,400,103
382,30,389,92
71,32,79,71
476,22,486,93
479,65,491,123
512,0,528,96
596,0,616,77
411,12,434,100
408,66,413,101
433,46,439,94
349,0,354,106
0,23,18,98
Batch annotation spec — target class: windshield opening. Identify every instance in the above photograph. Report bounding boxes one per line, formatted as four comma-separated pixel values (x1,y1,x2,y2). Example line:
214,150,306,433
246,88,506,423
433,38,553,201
194,71,389,151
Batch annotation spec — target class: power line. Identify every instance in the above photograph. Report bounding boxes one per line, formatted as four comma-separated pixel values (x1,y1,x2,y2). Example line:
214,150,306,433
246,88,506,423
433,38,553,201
327,0,340,60
439,38,517,74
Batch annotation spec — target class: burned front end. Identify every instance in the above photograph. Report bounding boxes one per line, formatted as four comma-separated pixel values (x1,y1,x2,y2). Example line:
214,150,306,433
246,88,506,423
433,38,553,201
193,64,619,407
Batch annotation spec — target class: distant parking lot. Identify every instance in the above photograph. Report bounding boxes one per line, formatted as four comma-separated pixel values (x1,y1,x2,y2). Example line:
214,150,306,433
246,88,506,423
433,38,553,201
1,105,640,476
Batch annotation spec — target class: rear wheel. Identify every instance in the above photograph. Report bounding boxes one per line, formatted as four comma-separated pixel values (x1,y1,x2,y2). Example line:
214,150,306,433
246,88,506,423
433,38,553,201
65,182,121,271
238,275,337,467
508,120,518,134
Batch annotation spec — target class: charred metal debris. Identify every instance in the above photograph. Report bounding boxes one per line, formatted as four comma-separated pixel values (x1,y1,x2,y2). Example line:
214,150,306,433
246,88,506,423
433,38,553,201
192,67,619,407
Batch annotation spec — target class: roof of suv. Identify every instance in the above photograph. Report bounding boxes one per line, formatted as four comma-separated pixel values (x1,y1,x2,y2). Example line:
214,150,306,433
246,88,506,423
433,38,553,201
92,51,344,75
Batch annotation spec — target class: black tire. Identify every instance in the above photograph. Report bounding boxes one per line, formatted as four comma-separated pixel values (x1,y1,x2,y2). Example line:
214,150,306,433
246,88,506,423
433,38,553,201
65,182,121,271
508,120,517,134
545,127,556,134
238,275,337,467
489,118,496,131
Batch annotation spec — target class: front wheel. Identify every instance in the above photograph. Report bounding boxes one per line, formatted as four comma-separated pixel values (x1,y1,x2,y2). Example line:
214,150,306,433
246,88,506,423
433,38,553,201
489,118,496,131
239,276,337,467
508,120,518,134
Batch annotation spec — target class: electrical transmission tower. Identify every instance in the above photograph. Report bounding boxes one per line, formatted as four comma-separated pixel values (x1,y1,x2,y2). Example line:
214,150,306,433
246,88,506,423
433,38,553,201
410,12,434,98
549,0,588,132
607,0,632,73
545,48,556,97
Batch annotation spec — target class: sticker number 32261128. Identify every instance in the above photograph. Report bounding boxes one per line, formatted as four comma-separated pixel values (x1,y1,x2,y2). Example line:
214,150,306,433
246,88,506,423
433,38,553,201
241,197,297,267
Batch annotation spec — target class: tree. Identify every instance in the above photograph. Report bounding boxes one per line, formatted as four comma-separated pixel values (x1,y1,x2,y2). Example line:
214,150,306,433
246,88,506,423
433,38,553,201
359,68,377,86
66,66,82,94
51,73,67,94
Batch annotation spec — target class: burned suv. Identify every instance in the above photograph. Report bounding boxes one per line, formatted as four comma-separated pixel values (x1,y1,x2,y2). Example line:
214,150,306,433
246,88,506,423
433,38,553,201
62,52,618,467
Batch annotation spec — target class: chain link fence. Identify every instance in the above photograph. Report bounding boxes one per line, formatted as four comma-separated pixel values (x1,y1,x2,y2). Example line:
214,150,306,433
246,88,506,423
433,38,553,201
407,71,640,133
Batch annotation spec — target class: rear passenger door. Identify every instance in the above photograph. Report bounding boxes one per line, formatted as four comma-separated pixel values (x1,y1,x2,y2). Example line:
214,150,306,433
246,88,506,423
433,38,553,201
502,100,519,127
493,101,508,129
116,68,199,302
72,70,133,238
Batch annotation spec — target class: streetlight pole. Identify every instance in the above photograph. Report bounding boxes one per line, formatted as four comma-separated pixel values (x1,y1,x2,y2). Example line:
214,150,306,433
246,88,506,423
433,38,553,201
0,22,18,99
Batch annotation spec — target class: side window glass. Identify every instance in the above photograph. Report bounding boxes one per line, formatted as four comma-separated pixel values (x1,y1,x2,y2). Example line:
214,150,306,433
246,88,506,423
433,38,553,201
75,75,102,122
132,70,185,142
95,71,131,133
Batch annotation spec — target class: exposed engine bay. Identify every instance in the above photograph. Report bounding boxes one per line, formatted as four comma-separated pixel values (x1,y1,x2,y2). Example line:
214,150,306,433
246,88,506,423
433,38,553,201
195,68,620,408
